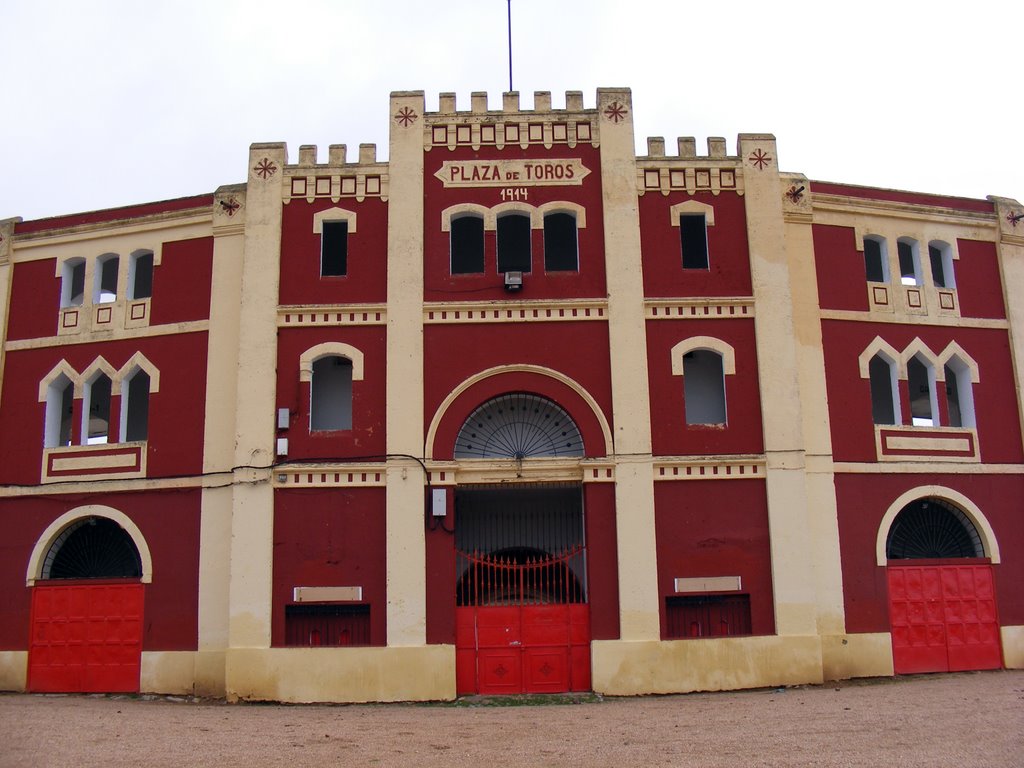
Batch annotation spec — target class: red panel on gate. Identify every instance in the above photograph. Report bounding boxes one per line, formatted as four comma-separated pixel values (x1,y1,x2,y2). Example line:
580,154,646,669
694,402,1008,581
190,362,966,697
888,565,1001,675
28,582,144,693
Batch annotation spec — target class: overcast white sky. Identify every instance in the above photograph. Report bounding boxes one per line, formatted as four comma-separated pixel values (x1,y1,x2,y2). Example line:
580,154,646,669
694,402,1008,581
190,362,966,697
2,0,1020,222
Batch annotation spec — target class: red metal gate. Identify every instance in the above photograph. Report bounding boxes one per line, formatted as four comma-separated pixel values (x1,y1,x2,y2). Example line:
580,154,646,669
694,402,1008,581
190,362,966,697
455,547,590,695
28,582,144,693
888,564,1001,674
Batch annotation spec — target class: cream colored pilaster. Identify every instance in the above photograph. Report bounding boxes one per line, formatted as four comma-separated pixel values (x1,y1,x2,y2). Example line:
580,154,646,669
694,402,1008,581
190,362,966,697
0,218,18,390
990,197,1024,445
226,145,285,654
782,176,846,642
385,92,427,646
195,186,247,695
740,136,818,638
598,88,659,640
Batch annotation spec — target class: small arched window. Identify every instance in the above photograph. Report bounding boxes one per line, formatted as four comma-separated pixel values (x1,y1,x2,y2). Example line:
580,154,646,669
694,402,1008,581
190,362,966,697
83,372,113,444
863,236,889,283
61,258,86,308
679,214,709,270
543,212,578,272
45,374,75,448
928,240,955,289
128,250,154,300
310,356,353,431
450,214,485,274
897,238,921,286
496,212,531,273
94,253,120,304
944,357,976,428
868,353,900,425
683,350,727,425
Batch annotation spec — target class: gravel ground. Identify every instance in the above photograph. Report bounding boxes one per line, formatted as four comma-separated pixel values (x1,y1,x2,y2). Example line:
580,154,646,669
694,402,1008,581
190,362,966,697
1,670,1022,768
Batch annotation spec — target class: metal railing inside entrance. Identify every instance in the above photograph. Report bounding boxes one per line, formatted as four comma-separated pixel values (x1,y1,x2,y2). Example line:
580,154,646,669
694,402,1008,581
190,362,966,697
456,546,586,606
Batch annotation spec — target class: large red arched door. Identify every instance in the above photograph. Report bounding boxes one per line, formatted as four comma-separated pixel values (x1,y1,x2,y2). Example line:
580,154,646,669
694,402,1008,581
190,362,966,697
27,516,145,693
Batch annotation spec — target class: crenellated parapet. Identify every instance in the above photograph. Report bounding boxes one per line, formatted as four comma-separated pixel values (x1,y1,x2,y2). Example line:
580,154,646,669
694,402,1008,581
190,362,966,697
419,90,600,152
252,141,390,206
636,135,745,197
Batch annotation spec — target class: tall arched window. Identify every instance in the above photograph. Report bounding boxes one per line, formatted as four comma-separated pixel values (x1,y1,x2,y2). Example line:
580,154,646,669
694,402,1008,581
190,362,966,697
928,240,955,289
944,356,976,428
61,258,86,308
907,355,937,426
128,249,154,300
83,372,113,444
543,212,578,272
863,235,889,283
310,356,353,431
682,350,727,425
45,374,75,448
450,214,485,274
869,353,900,425
120,369,151,442
496,212,531,273
897,238,921,286
94,253,120,304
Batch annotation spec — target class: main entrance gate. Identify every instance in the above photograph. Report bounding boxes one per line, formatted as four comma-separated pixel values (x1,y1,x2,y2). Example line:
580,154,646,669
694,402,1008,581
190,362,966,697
454,485,590,695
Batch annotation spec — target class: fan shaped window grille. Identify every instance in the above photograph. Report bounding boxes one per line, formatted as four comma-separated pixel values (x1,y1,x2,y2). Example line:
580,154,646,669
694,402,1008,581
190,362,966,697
41,517,143,579
886,498,984,560
454,393,584,459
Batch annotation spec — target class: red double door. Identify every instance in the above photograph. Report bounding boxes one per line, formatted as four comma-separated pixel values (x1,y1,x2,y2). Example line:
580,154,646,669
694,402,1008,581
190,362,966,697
457,603,591,695
888,564,1002,674
28,582,144,693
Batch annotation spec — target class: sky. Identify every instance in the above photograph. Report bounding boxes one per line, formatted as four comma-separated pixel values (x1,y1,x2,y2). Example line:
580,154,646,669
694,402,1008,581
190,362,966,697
1,0,1020,222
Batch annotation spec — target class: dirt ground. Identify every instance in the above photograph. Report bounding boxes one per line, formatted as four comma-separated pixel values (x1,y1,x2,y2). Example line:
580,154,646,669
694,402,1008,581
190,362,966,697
1,670,1021,768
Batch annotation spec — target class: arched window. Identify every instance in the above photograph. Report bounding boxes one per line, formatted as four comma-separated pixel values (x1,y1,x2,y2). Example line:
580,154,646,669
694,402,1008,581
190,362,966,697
45,374,75,448
454,393,584,459
41,517,143,579
496,212,531,273
120,369,150,442
311,356,353,431
928,240,955,289
869,353,900,425
83,372,112,444
897,238,921,286
450,214,485,274
863,235,889,283
885,498,984,559
944,356,976,428
907,355,937,426
682,350,727,425
61,258,86,308
94,253,120,304
128,249,154,300
543,212,578,272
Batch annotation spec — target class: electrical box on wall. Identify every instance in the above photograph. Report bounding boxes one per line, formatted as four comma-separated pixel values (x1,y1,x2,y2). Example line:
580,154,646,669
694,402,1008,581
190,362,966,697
431,488,447,517
277,408,290,430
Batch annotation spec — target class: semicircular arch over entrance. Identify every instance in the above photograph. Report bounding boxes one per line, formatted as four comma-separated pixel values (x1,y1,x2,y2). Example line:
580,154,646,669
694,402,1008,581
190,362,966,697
454,393,584,459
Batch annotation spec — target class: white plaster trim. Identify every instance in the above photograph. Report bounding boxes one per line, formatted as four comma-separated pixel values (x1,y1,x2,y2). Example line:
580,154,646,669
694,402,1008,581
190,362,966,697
670,337,736,376
116,352,161,394
25,505,154,585
37,360,80,401
536,201,587,229
298,342,365,383
874,485,1001,566
857,338,902,379
670,200,715,227
440,204,492,232
900,338,939,378
937,341,980,383
311,207,357,234
424,364,613,459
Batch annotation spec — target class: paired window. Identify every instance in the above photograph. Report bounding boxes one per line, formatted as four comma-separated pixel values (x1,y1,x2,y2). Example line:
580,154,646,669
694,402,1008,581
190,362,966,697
445,204,583,275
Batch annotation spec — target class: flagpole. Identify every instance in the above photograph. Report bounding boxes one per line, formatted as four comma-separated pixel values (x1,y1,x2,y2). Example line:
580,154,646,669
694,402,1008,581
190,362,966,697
507,0,513,92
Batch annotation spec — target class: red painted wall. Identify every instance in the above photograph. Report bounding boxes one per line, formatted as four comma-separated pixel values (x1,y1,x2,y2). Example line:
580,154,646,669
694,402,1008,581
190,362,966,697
6,259,62,341
812,224,870,313
0,335,209,484
821,321,1024,464
654,480,775,637
14,195,213,235
954,239,1006,320
645,318,764,456
423,143,606,302
275,326,387,460
584,482,620,640
809,182,993,213
425,322,613,460
279,198,388,305
271,488,387,646
835,472,1024,632
639,191,752,299
0,491,201,651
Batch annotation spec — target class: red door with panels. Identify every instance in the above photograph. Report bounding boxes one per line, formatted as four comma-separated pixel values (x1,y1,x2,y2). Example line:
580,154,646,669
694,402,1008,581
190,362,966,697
28,582,145,693
888,564,1001,674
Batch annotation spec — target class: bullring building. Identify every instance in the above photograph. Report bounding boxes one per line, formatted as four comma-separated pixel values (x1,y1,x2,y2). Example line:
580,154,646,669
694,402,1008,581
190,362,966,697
0,88,1021,701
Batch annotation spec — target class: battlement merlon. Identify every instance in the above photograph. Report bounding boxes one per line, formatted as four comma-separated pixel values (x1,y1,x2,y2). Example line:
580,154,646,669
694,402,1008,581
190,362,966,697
411,89,600,116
